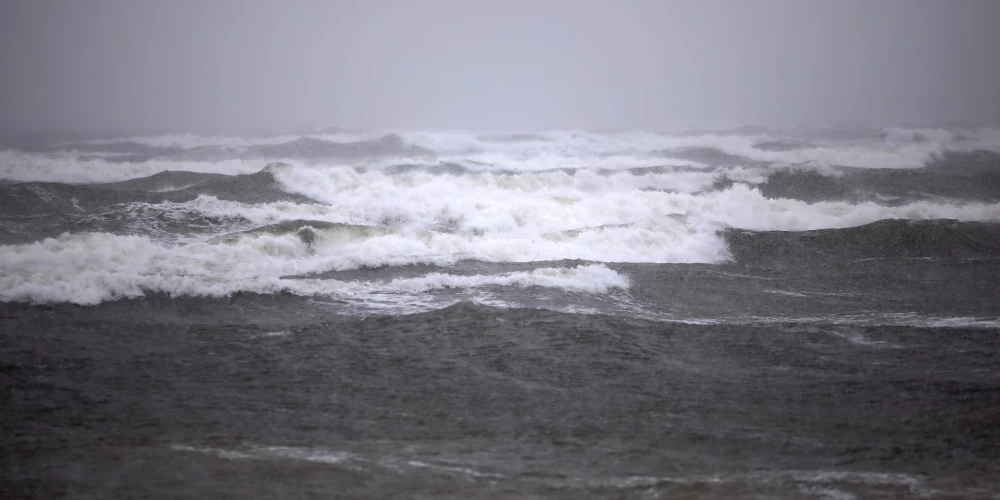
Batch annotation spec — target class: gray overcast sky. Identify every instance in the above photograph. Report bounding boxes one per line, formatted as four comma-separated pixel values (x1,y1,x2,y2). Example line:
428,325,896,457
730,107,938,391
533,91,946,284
1,0,999,133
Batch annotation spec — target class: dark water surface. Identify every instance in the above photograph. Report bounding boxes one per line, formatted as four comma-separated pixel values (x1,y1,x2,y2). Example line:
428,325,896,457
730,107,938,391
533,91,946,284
3,275,999,498
3,128,1000,498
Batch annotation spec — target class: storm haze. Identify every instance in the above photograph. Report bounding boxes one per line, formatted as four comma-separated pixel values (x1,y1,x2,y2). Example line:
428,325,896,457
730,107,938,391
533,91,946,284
1,0,999,133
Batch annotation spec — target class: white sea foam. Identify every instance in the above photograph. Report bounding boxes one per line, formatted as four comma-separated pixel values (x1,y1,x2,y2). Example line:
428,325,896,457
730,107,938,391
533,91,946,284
381,266,629,295
742,313,1000,329
172,443,504,478
172,444,356,465
81,170,1000,261
0,230,627,305
7,127,1000,184
404,127,1000,169
267,168,1000,237
5,152,1000,307
173,442,940,495
5,176,999,306
4,128,1000,307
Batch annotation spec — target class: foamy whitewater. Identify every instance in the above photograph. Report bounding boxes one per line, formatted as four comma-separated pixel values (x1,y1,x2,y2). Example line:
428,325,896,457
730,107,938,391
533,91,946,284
2,126,1000,319
4,126,1000,499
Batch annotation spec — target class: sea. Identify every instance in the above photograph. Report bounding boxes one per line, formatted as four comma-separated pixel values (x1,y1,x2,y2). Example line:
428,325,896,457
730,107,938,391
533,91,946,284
2,126,999,498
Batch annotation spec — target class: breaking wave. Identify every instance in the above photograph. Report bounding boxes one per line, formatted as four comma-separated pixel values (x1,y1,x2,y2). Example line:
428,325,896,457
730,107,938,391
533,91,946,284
2,126,1000,311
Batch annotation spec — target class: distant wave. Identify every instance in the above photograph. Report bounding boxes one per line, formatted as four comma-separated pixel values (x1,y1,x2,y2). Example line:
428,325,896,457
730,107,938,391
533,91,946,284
748,151,1000,203
5,127,1000,186
725,219,1000,264
47,134,432,162
0,164,313,216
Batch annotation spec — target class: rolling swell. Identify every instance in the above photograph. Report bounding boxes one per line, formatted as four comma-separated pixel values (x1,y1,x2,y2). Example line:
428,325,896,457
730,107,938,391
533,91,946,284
169,167,316,204
0,181,164,215
51,134,433,162
0,163,313,211
754,151,1000,203
0,164,316,244
83,163,317,205
0,198,255,245
94,170,231,192
53,140,185,162
659,146,759,166
725,219,1000,264
244,134,431,160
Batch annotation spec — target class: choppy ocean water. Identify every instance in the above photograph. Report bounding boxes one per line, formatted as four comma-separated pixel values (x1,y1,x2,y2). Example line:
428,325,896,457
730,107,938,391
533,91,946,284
2,127,999,498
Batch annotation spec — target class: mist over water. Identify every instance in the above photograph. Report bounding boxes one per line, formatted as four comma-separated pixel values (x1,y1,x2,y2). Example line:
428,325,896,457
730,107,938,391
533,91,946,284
3,1,1000,498
3,0,1000,134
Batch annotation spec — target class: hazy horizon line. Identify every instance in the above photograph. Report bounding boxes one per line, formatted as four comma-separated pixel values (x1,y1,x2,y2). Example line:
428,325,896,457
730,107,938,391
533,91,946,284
3,119,999,142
